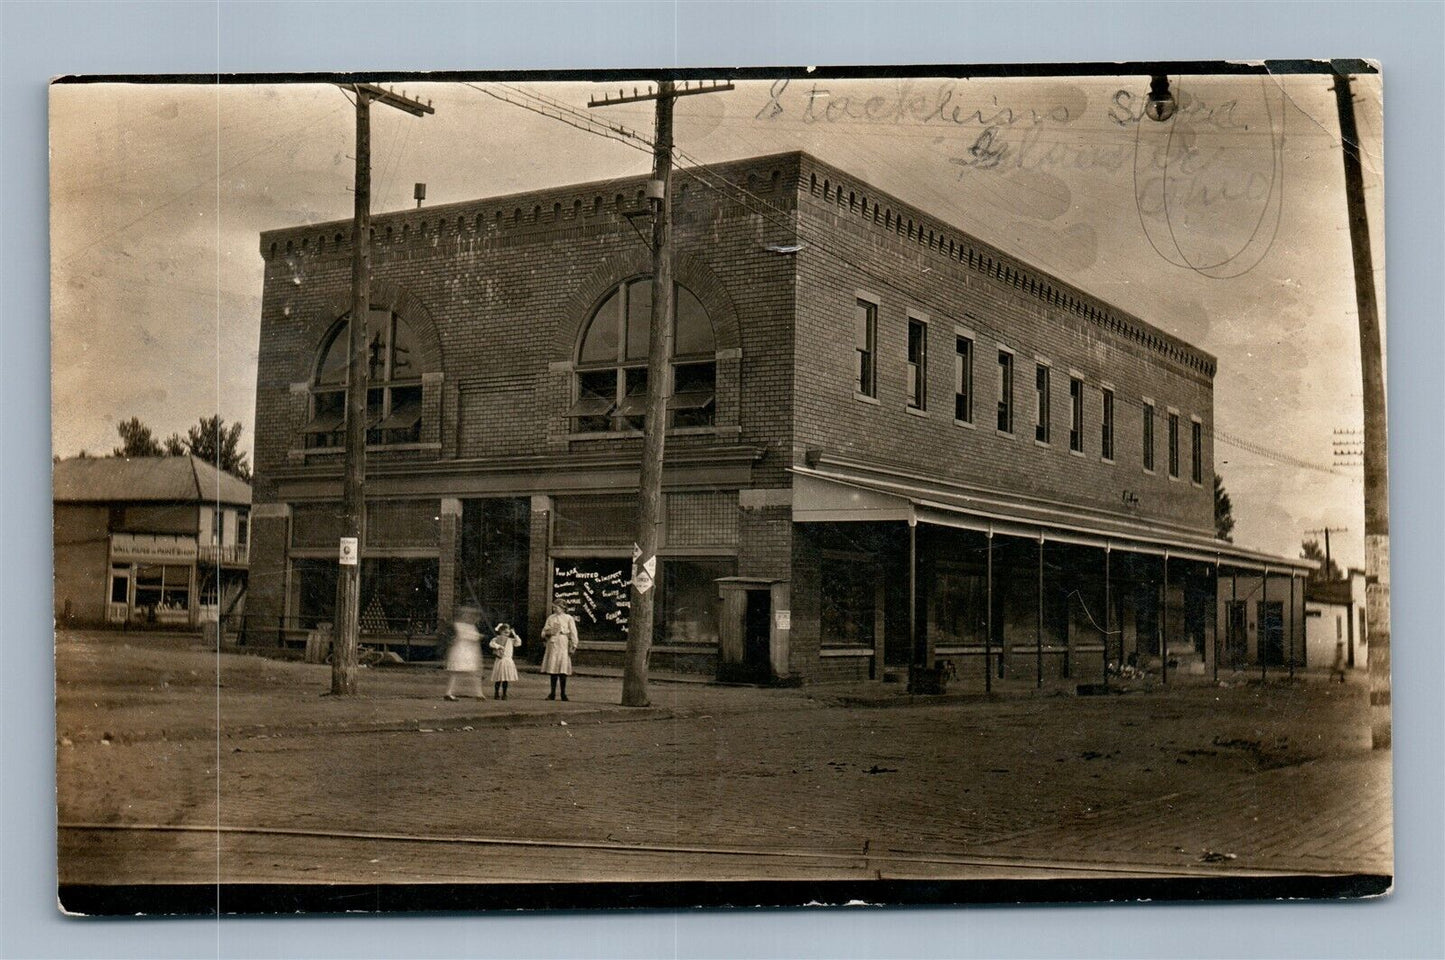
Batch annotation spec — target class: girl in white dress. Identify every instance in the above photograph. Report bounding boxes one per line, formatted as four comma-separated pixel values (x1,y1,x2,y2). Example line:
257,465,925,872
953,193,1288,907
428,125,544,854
540,600,580,701
443,605,486,701
488,623,521,700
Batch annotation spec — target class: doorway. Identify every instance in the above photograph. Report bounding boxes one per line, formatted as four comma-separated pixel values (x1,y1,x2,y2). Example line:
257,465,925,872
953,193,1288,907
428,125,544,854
1225,600,1248,668
740,589,772,683
1259,601,1285,666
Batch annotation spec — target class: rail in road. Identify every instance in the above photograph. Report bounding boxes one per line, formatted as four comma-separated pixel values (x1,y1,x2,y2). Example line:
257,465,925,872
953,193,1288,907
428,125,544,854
60,821,1320,881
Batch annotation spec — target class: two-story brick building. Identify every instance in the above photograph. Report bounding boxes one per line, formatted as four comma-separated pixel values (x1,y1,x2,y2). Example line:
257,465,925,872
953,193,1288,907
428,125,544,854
53,455,251,628
246,150,1310,686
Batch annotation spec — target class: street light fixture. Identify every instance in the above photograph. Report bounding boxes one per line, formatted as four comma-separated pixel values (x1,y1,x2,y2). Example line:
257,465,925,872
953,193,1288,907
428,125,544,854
1145,74,1177,122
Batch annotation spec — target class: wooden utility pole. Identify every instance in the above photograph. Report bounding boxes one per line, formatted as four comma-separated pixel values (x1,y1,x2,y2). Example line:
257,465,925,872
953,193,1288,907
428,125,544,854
1305,526,1349,581
590,79,731,707
331,83,433,697
1330,63,1389,750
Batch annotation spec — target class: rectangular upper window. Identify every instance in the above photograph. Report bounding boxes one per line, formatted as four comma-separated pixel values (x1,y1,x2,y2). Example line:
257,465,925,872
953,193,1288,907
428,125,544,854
1069,377,1084,452
1191,419,1203,484
997,351,1014,433
954,335,973,423
1168,412,1181,478
907,318,927,410
1143,402,1156,471
1101,388,1115,460
1035,364,1051,443
854,299,877,398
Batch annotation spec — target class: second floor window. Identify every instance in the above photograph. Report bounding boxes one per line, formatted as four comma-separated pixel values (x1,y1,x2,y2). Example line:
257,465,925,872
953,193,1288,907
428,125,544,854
1143,402,1155,471
855,299,877,398
1168,412,1181,478
1035,364,1051,443
954,336,973,423
1192,420,1203,483
571,278,716,433
907,319,927,410
1069,377,1084,452
997,351,1014,433
1101,388,1115,460
306,308,422,449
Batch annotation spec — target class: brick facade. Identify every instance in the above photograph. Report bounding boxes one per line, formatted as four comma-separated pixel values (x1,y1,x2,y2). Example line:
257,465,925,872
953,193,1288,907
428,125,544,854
248,151,1255,683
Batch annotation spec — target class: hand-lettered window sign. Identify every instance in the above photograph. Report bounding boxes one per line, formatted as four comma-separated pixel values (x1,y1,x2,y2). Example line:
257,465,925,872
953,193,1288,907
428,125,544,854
552,559,631,642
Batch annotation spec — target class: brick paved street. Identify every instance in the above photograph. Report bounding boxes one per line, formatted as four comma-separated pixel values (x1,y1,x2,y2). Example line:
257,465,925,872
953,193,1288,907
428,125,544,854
56,631,1391,885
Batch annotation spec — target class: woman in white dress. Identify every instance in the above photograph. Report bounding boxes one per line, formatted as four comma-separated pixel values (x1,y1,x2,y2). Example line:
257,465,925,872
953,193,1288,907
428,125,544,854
443,604,485,701
488,623,521,700
540,601,579,701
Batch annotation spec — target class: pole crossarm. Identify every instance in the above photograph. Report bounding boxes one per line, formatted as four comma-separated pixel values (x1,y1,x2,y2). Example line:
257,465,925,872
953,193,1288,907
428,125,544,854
351,82,436,116
588,81,734,108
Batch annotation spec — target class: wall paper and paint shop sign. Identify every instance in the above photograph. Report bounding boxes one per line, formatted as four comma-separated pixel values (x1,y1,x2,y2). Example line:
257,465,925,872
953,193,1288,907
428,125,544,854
110,533,197,563
553,560,630,642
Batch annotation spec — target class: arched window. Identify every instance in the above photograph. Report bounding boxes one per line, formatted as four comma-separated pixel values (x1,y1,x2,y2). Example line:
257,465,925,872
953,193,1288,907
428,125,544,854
304,308,422,449
569,277,715,433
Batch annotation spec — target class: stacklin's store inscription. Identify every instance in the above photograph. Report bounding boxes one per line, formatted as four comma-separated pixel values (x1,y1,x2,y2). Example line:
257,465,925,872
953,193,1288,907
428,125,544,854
552,560,631,641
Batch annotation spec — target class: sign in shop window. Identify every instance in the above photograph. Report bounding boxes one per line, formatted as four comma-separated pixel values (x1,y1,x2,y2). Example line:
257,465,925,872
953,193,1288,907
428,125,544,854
553,559,631,642
552,557,733,645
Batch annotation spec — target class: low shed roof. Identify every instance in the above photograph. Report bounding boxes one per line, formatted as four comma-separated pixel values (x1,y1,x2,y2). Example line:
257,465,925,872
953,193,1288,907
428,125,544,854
53,455,251,507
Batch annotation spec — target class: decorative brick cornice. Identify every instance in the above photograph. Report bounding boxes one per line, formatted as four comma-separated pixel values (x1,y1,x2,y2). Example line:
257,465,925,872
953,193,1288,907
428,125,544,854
797,154,1217,379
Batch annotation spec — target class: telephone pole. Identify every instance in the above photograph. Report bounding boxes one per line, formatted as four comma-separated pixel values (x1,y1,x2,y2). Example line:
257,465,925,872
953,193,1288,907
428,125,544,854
331,83,433,696
590,79,732,707
1304,526,1349,582
1330,63,1389,750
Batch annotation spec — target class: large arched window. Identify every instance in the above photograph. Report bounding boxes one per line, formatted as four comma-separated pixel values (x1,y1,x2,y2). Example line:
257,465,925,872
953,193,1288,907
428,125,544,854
304,308,422,449
570,278,715,433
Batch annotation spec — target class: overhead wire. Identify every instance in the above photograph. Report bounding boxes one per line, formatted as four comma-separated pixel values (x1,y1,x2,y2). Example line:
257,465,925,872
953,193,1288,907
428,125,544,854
474,82,1350,481
57,98,350,268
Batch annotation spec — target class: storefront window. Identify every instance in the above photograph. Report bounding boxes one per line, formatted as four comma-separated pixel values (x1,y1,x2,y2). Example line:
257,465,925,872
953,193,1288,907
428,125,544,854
656,558,731,645
931,567,987,645
821,555,876,647
292,557,437,634
553,558,631,643
133,563,190,619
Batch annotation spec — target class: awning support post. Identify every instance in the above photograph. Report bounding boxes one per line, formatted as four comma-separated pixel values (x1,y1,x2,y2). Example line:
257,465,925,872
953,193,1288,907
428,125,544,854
1231,567,1238,671
1212,558,1221,683
985,529,993,694
1289,573,1297,679
1103,544,1112,691
1160,553,1169,686
1261,566,1270,682
909,516,919,678
1036,533,1044,689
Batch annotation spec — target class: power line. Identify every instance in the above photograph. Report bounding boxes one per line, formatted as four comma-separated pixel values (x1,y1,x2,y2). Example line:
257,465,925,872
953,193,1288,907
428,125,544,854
56,100,348,268
477,82,1349,481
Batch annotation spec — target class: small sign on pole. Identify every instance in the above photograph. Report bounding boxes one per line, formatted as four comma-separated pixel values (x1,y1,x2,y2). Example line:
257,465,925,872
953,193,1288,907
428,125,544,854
338,537,359,566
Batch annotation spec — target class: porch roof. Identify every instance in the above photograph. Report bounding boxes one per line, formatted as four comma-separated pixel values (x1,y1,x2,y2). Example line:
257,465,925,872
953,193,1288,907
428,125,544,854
790,455,1314,575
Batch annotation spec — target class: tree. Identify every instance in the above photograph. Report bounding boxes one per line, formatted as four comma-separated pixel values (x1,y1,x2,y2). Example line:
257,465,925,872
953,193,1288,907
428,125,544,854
101,413,251,481
1213,473,1235,542
184,415,251,482
113,416,164,458
1301,539,1343,584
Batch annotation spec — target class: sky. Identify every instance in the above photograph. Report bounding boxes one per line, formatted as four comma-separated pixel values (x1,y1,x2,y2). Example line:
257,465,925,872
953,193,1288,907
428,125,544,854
49,70,1384,571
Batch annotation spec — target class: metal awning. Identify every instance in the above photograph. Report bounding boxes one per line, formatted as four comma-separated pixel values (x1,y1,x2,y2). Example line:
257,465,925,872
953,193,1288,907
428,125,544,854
791,458,1314,574
301,412,344,435
564,395,615,418
376,403,421,431
669,390,716,411
617,393,649,416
